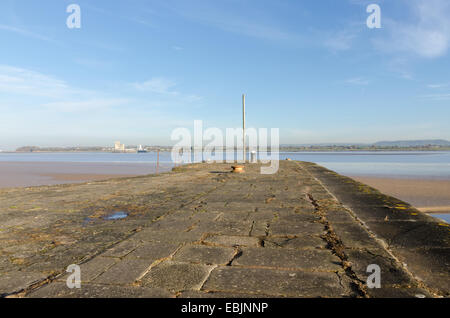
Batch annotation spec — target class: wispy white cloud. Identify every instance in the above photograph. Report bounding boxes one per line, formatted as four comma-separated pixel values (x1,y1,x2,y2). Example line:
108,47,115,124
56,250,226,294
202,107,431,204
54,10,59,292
129,78,204,105
164,2,299,43
83,4,158,29
373,0,450,58
0,65,70,98
420,93,450,101
211,18,295,42
0,65,127,112
345,77,370,85
324,30,358,51
0,65,203,114
131,77,178,95
74,58,112,69
43,98,130,112
427,83,450,89
386,57,414,80
0,24,54,42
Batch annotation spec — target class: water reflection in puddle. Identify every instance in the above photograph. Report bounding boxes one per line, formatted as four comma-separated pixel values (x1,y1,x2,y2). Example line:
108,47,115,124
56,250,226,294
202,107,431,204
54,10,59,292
83,211,129,225
103,211,128,220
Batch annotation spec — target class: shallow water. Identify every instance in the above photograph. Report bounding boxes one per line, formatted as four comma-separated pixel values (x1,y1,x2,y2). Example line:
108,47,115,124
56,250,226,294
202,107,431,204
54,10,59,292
1,151,448,179
103,211,128,220
429,214,450,223
278,151,450,179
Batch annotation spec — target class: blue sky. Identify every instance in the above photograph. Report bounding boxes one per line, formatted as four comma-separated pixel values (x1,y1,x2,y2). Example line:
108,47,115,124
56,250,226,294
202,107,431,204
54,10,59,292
0,0,449,150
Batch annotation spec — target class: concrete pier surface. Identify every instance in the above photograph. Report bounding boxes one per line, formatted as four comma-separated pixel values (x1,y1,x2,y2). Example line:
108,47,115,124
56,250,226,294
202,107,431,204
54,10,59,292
0,161,448,298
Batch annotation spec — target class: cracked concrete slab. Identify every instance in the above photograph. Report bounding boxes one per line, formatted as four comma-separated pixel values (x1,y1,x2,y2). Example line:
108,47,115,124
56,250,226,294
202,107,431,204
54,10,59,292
263,235,326,250
141,261,214,292
233,247,342,271
26,281,173,298
203,235,261,247
203,267,351,297
93,258,152,285
173,245,236,265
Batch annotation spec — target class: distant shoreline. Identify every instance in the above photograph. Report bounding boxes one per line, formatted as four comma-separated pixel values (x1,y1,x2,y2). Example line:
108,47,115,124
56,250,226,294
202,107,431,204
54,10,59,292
2,148,450,154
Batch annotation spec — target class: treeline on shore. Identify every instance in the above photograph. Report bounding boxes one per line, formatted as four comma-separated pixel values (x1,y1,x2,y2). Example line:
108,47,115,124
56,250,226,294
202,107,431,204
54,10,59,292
14,145,450,153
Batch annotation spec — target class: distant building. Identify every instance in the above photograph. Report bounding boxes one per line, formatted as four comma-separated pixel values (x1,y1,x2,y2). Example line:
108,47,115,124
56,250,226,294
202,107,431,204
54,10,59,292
114,141,125,152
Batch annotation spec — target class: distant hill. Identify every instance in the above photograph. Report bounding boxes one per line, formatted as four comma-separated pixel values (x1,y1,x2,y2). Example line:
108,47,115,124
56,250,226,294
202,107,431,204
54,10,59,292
373,140,450,147
282,140,450,148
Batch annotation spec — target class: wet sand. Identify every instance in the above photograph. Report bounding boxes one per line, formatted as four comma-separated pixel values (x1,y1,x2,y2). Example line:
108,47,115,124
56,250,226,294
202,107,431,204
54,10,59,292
0,161,172,188
351,176,450,214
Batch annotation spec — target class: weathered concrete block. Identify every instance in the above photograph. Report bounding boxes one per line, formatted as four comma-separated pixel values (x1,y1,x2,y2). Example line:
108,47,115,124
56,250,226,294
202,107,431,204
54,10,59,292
178,290,275,298
233,247,341,271
203,267,350,297
393,247,450,295
203,235,261,247
55,256,118,283
173,245,236,265
27,281,173,298
345,249,412,286
365,220,450,249
102,239,142,258
142,261,213,292
195,220,253,236
263,235,326,250
0,271,47,296
93,258,152,285
132,228,203,244
276,213,321,223
365,286,433,298
324,209,356,223
126,242,180,260
269,221,324,236
331,222,382,249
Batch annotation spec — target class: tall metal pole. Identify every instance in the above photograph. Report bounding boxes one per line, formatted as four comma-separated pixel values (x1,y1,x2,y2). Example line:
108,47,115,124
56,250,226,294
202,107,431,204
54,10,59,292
242,94,246,163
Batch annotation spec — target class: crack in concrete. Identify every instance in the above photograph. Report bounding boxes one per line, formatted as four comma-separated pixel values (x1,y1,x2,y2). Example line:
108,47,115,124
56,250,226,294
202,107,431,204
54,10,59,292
306,192,368,298
301,162,443,298
134,244,185,284
248,221,255,236
226,248,243,266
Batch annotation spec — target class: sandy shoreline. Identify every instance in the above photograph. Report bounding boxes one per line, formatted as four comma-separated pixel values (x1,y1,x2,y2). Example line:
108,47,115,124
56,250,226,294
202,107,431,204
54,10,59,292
350,176,450,214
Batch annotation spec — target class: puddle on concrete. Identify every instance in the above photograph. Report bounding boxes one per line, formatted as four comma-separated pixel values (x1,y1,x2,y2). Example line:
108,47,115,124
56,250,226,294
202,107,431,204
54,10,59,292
82,211,129,226
83,217,94,225
103,211,128,220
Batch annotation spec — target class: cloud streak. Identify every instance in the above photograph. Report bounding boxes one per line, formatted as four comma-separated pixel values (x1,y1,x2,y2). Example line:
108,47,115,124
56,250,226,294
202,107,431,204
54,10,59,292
0,65,203,113
324,30,358,51
0,65,128,112
131,77,178,95
0,65,70,98
420,93,450,101
0,24,54,42
374,0,450,58
427,83,450,89
345,77,370,85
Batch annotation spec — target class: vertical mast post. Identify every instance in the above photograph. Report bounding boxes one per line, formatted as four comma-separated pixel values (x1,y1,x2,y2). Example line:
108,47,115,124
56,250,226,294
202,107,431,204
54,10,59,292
242,94,246,162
